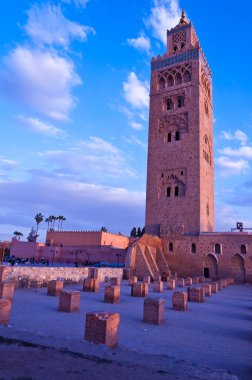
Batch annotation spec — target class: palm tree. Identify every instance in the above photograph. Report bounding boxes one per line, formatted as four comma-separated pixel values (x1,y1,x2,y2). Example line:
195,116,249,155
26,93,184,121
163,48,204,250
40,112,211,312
13,231,23,240
52,216,56,231
60,216,66,230
45,218,50,231
34,213,43,240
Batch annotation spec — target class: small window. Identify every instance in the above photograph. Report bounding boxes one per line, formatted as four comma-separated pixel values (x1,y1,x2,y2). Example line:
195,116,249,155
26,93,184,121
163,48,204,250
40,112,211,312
167,133,172,142
181,42,185,49
169,242,173,252
175,131,180,141
167,187,171,197
159,78,165,90
173,45,177,52
177,96,184,108
175,186,179,196
166,98,173,110
167,75,174,87
241,244,247,255
161,173,164,178
215,243,221,255
181,171,184,175
191,243,196,254
176,73,182,85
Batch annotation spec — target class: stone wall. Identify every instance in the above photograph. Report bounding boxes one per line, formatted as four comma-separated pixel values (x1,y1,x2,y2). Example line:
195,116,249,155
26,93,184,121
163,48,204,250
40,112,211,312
0,266,123,288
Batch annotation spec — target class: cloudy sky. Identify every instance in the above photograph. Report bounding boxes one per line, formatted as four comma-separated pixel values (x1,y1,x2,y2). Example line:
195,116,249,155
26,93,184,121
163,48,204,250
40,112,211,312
1,0,252,241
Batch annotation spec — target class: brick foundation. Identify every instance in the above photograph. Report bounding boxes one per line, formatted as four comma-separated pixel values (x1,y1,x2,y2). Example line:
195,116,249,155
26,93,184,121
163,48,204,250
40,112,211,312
153,280,163,293
0,299,12,325
211,282,218,293
202,284,211,297
143,297,165,325
187,287,205,302
47,280,63,296
0,282,14,300
83,278,99,292
104,285,120,304
110,277,120,286
131,282,148,297
58,291,80,312
167,279,175,290
177,278,185,287
85,312,120,349
172,291,188,311
185,277,193,286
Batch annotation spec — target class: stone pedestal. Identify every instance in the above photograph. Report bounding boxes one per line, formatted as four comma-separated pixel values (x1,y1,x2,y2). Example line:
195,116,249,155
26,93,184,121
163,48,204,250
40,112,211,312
143,275,151,284
185,277,192,286
167,279,175,290
47,280,63,296
221,279,227,288
211,282,218,293
0,299,12,325
202,284,211,297
58,291,80,312
83,278,99,292
172,292,188,311
143,298,165,325
0,282,14,300
123,268,130,280
110,277,120,286
177,278,185,287
198,276,205,283
154,275,161,281
131,282,148,297
104,285,120,304
187,287,205,302
153,280,163,293
128,276,138,286
192,277,199,284
85,312,120,349
0,266,8,283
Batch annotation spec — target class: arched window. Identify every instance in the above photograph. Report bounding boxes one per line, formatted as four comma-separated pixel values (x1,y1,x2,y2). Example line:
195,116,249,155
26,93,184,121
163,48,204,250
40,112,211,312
173,45,178,52
167,98,173,111
175,73,182,85
191,243,196,254
175,131,180,141
241,244,247,255
167,187,171,197
175,186,179,196
167,75,174,87
177,96,184,108
183,71,191,83
169,242,173,252
167,133,172,142
215,243,221,255
159,78,165,90
181,42,185,49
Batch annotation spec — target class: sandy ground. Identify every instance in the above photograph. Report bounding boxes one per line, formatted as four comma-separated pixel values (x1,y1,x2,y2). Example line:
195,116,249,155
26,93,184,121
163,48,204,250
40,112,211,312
0,281,251,380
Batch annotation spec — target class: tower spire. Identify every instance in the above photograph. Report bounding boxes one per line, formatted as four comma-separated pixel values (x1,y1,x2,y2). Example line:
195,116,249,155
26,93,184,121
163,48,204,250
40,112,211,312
179,10,187,25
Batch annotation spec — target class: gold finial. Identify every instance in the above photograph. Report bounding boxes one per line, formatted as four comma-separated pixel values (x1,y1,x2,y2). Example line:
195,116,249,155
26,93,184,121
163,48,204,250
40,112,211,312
179,10,187,25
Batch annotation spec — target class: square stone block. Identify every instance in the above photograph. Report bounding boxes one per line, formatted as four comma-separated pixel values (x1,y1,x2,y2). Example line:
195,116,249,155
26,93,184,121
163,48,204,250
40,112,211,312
218,280,222,290
192,277,199,284
167,279,175,290
221,279,227,288
110,277,120,286
198,276,205,283
104,285,120,304
131,282,148,297
143,275,151,284
58,291,80,312
202,284,211,297
187,287,205,303
128,276,138,286
153,280,163,293
154,275,161,281
177,278,185,287
229,277,234,285
83,278,99,292
185,277,192,286
0,282,14,300
172,291,188,311
0,299,12,325
143,298,165,325
85,312,120,349
47,280,63,296
211,282,218,293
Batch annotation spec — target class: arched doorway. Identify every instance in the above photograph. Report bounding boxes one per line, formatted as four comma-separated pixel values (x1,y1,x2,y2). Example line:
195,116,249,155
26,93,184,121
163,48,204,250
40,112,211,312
231,254,245,283
204,254,218,280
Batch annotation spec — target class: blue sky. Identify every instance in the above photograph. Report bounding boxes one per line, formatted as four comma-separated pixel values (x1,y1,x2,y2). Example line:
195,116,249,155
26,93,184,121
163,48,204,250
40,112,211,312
1,0,252,241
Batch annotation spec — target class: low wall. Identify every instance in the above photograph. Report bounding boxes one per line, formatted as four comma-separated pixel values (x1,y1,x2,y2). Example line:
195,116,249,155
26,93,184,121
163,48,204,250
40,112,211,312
0,266,123,288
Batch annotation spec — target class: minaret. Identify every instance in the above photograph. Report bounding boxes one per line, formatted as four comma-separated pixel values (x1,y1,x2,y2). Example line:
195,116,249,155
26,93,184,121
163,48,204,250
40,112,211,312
145,11,214,236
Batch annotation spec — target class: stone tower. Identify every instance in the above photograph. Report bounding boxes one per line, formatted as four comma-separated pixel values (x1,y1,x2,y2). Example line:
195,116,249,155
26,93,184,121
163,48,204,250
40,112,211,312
145,11,214,236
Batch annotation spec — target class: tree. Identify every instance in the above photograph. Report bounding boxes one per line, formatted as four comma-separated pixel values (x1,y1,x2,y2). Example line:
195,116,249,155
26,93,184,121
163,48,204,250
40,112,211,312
45,218,50,231
34,213,43,240
100,226,107,232
141,226,145,236
137,227,142,237
61,216,66,230
13,231,23,240
27,227,38,242
130,227,137,237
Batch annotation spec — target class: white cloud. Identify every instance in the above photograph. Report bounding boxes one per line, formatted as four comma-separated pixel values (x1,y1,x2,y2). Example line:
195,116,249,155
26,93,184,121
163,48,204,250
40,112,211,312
148,0,181,44
127,33,151,53
14,115,67,138
78,136,120,155
221,130,248,145
215,156,249,175
24,3,95,48
61,0,89,7
123,72,149,109
1,46,81,121
0,158,18,171
129,121,143,130
124,135,147,150
220,146,252,159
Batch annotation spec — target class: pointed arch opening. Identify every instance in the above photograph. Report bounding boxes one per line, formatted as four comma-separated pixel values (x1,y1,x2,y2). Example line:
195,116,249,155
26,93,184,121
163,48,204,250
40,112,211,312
231,254,245,283
204,254,218,280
